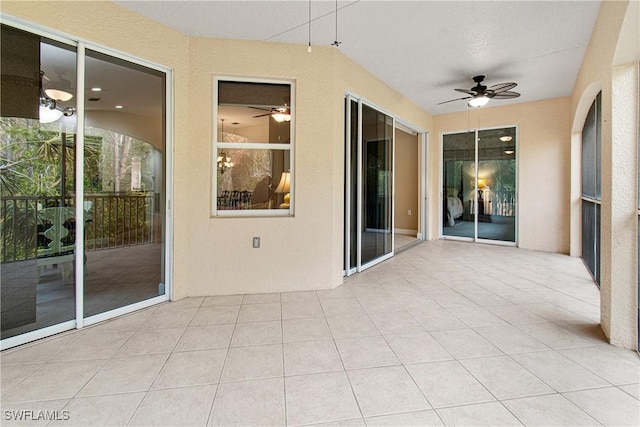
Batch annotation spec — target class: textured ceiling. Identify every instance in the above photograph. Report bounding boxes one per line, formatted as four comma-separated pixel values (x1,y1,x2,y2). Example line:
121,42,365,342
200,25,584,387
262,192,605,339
114,0,601,116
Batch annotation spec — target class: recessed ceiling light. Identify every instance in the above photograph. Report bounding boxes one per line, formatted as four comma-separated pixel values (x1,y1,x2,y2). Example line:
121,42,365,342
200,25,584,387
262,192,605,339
505,150,515,155
115,105,123,109
91,87,102,92
500,136,513,142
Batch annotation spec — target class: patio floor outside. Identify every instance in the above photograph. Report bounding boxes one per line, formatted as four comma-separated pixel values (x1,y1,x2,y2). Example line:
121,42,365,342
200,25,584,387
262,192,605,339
1,240,638,426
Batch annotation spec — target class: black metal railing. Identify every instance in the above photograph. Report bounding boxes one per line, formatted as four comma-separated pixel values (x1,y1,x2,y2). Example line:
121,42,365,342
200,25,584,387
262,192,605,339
0,194,155,262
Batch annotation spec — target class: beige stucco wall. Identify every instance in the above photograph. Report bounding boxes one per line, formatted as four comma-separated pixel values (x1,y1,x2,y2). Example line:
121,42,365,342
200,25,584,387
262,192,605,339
432,98,572,253
570,0,639,349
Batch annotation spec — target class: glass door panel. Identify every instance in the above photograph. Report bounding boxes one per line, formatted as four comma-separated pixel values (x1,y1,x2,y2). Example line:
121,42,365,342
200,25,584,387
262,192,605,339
442,131,475,239
82,50,166,317
1,27,78,339
360,105,393,265
477,128,516,242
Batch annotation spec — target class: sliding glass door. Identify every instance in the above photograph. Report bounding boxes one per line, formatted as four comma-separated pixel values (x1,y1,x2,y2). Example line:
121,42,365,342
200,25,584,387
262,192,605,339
442,127,517,244
0,21,170,349
345,97,394,274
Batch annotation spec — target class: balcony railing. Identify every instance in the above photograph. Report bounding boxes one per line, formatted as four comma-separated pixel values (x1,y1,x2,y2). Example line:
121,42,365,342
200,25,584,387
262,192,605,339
1,194,155,263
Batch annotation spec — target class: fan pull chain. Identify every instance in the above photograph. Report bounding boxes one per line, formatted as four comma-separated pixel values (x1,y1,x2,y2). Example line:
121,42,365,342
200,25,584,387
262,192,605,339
307,0,312,53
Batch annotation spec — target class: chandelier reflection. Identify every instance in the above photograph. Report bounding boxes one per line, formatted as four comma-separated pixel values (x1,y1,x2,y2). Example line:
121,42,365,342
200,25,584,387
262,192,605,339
217,118,234,174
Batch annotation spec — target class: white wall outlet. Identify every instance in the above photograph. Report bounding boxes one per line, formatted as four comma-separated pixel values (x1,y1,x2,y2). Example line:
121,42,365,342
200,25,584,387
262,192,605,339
252,237,260,248
408,210,412,216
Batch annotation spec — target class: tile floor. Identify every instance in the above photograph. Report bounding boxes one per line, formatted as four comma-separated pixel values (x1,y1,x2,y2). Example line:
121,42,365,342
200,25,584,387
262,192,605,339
1,240,639,426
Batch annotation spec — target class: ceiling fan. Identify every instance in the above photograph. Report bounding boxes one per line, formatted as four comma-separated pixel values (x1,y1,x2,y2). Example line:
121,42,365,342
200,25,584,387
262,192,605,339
438,75,520,108
250,105,291,122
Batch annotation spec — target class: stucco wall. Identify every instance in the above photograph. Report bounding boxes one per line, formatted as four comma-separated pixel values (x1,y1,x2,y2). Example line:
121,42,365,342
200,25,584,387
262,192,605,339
432,98,572,253
569,0,639,349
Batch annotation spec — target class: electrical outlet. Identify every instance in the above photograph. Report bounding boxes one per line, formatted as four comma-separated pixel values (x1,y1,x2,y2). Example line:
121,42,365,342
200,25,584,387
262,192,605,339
408,210,412,216
252,237,260,248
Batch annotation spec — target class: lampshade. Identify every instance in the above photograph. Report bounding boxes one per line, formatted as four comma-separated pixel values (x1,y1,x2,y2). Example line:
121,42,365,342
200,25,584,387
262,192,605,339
272,112,291,123
45,89,73,102
275,172,290,193
39,106,63,123
468,95,489,108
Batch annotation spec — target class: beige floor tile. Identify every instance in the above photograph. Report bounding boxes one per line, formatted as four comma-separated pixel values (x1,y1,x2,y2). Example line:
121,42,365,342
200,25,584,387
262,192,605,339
129,385,217,426
618,383,640,399
174,324,234,351
346,283,389,298
237,303,281,322
384,332,452,364
241,293,281,304
116,327,184,355
0,362,44,396
208,378,285,426
356,296,403,314
140,307,198,329
326,314,379,339
2,359,106,403
282,317,332,343
230,320,282,347
474,324,551,354
220,344,283,383
334,335,400,370
430,328,503,359
485,304,548,324
409,308,468,332
365,410,443,426
368,311,424,335
564,386,640,426
55,329,135,360
347,366,430,417
49,392,145,426
406,360,494,408
511,351,610,392
436,401,523,426
391,294,441,313
515,322,598,349
320,298,366,317
202,295,243,306
284,340,343,376
89,309,155,332
285,371,362,426
280,291,319,304
0,333,80,365
502,393,600,426
559,345,640,385
307,419,365,427
316,286,355,300
460,355,554,399
282,300,324,319
151,348,227,389
78,353,168,397
446,306,508,328
191,305,240,326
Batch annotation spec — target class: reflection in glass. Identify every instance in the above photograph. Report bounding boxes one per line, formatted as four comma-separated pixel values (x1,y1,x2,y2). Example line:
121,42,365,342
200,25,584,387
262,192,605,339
442,132,475,239
360,104,393,265
1,27,78,339
442,128,516,243
216,149,290,210
82,50,165,318
477,128,516,242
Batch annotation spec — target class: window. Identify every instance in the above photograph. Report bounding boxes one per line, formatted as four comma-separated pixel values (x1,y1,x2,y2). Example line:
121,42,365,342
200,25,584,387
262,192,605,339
581,92,601,285
213,78,294,216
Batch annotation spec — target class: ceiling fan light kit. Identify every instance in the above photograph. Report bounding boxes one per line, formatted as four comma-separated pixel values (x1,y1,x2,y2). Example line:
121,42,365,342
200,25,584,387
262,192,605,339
439,75,521,109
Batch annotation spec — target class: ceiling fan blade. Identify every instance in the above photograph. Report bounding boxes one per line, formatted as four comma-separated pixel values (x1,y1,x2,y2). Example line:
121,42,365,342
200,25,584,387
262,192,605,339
437,96,472,105
252,113,272,118
491,91,521,99
248,106,272,112
488,82,517,93
454,88,477,96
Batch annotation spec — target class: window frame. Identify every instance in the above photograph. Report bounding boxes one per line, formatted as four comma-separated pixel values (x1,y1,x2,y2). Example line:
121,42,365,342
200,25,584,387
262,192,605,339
211,75,295,217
